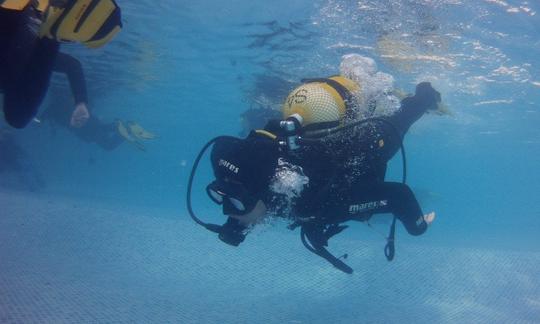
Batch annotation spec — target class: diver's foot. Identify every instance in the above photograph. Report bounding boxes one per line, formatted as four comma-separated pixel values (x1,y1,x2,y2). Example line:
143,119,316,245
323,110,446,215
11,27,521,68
424,212,436,226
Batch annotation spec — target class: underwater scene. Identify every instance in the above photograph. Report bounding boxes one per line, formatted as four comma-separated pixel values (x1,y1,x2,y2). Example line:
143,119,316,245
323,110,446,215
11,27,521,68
1,0,539,323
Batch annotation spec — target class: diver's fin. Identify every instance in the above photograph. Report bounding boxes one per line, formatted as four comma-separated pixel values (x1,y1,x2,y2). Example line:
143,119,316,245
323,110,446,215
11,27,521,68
117,120,146,151
432,102,454,116
117,120,134,141
127,121,157,140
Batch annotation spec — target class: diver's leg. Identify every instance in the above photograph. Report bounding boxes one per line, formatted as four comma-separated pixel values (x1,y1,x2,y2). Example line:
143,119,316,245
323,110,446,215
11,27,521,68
382,182,430,235
97,121,124,151
347,182,429,236
3,13,59,128
73,117,123,150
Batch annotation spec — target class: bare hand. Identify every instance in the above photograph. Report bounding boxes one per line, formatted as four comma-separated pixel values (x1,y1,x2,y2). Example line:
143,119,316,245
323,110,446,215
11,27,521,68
70,102,90,128
424,212,436,226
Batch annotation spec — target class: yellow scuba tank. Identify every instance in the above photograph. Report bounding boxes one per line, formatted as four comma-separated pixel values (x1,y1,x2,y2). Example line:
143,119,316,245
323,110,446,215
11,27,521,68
282,76,361,129
39,0,122,48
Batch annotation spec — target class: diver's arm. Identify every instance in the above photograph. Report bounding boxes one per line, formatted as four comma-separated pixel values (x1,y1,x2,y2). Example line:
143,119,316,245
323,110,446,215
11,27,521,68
53,52,90,128
53,52,88,106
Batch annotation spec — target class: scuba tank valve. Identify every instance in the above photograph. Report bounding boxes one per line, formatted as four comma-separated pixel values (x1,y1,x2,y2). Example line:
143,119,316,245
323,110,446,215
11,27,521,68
279,113,303,151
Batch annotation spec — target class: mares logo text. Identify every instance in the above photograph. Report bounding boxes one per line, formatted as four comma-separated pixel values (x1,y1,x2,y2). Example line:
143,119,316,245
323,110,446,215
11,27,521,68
219,159,239,174
348,200,388,214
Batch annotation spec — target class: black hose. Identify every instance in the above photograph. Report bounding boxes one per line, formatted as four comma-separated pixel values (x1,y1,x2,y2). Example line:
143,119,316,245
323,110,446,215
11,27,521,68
186,136,238,234
301,227,353,274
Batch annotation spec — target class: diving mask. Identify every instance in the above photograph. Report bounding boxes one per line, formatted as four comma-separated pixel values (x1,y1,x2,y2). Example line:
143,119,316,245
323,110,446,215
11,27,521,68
206,180,258,216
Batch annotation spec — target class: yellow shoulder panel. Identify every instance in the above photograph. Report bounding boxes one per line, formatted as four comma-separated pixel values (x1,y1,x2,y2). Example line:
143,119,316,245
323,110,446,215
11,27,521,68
39,0,121,48
56,0,116,42
36,0,48,12
0,0,32,10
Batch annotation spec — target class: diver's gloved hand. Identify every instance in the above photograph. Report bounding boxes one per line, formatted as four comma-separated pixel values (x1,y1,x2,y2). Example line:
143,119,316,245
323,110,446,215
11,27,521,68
413,82,441,111
218,218,247,246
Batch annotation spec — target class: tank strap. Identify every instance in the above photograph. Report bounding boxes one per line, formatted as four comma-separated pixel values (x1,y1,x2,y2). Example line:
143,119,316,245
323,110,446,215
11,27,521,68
301,77,355,120
254,129,277,140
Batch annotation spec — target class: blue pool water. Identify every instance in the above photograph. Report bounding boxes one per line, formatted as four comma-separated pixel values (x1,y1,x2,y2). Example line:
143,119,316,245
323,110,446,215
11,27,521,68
1,0,539,323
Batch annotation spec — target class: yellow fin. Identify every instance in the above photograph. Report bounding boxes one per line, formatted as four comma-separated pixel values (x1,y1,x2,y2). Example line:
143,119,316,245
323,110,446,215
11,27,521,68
117,121,146,151
128,122,156,140
117,121,133,141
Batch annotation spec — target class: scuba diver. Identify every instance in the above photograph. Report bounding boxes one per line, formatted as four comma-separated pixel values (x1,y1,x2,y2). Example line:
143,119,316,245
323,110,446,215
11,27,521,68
0,0,122,129
188,71,444,273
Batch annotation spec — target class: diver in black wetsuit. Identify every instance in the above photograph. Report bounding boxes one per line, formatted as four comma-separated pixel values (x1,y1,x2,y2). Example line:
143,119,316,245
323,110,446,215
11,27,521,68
0,0,122,129
190,76,442,273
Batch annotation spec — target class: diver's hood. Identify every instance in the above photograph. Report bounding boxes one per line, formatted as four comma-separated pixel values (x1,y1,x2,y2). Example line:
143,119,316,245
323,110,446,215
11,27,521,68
210,134,280,196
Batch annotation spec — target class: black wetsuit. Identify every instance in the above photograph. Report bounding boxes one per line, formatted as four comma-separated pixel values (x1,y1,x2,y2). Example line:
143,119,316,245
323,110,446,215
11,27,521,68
219,83,441,246
0,7,59,128
290,94,434,235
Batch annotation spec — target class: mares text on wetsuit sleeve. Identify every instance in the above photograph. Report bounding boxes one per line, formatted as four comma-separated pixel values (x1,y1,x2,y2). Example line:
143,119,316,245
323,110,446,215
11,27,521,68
326,182,428,236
